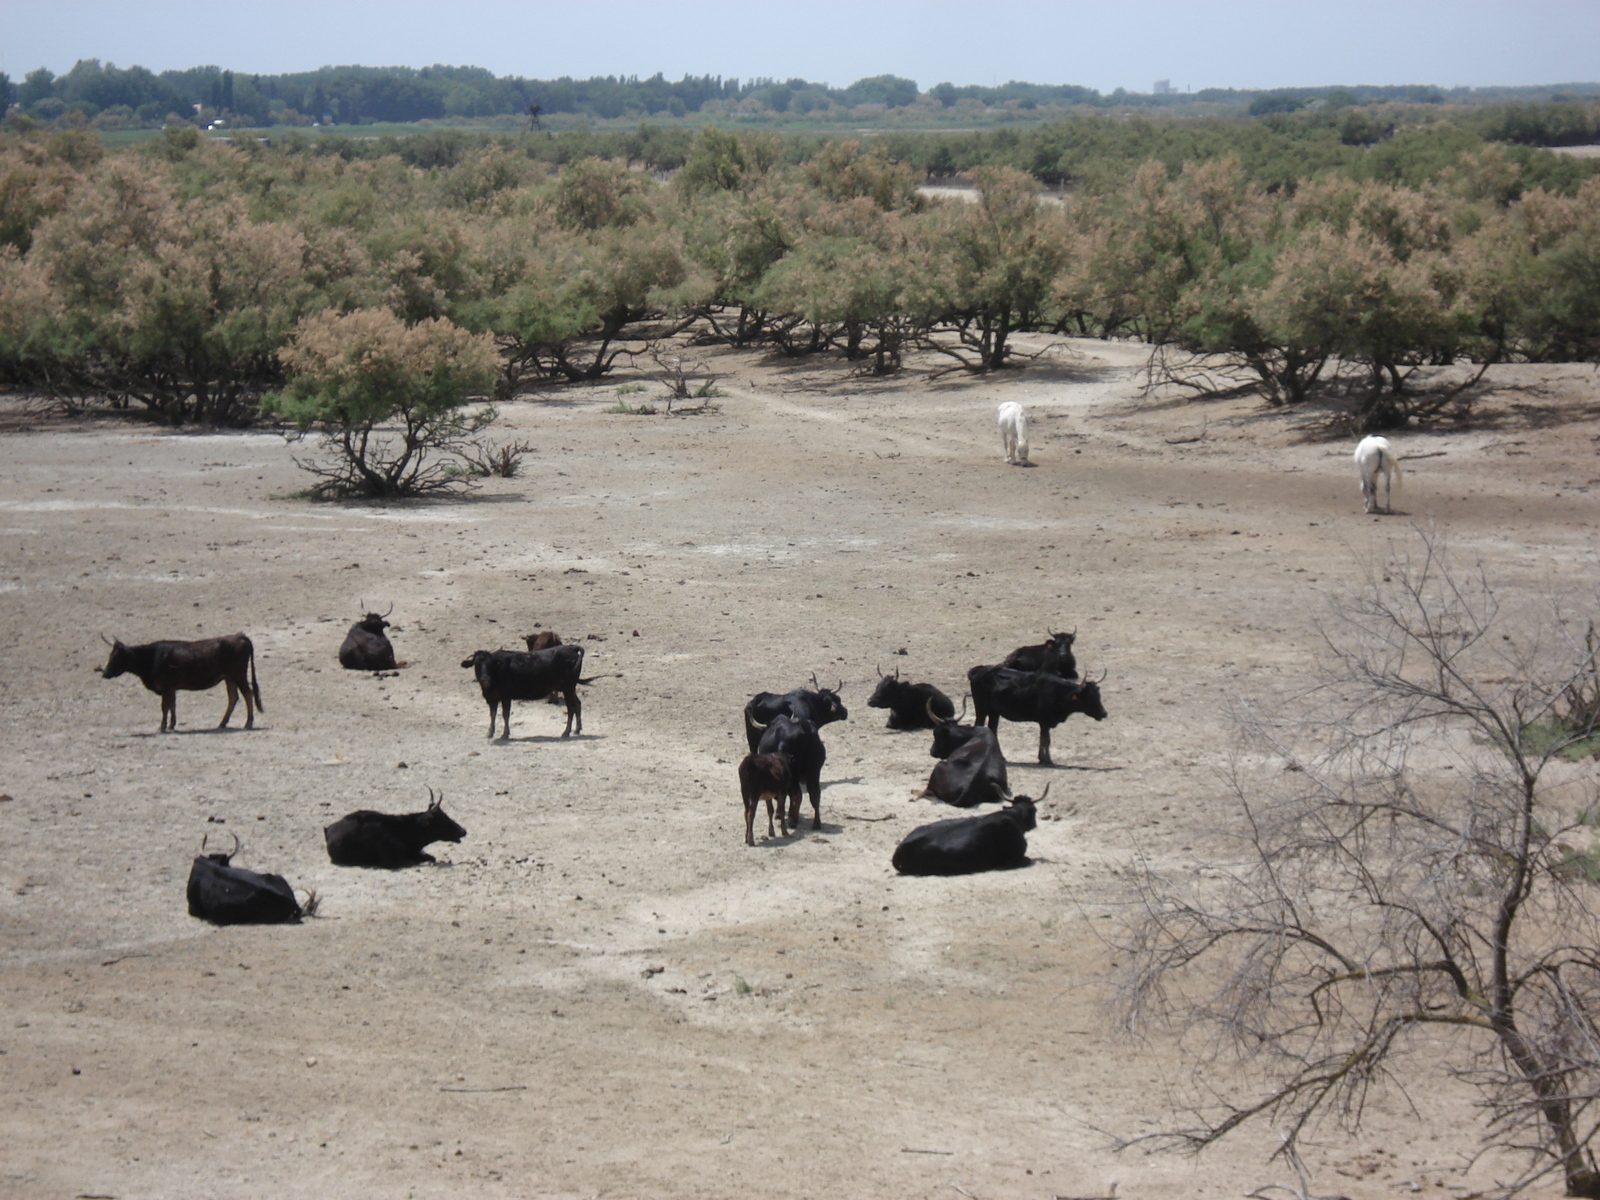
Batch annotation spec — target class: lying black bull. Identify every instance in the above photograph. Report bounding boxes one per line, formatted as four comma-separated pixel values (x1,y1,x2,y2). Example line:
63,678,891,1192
742,675,848,754
339,608,397,671
968,665,1107,766
746,712,826,833
325,788,465,867
100,632,262,732
867,667,955,731
892,795,1041,876
927,696,982,760
1001,629,1078,678
187,836,305,925
923,724,1009,807
461,643,587,739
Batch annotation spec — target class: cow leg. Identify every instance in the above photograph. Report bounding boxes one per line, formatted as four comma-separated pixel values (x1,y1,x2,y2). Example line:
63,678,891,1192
743,791,757,846
499,699,512,739
1038,725,1053,766
806,780,822,830
238,671,256,729
561,686,581,737
161,691,177,732
219,679,239,728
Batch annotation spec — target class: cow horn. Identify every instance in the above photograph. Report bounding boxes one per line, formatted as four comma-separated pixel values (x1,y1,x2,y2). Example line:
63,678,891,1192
894,666,900,681
925,695,939,724
746,710,768,733
383,602,394,618
427,786,441,810
835,679,844,695
100,632,115,646
809,671,819,690
1036,782,1052,803
876,664,883,679
1095,667,1107,683
956,695,969,722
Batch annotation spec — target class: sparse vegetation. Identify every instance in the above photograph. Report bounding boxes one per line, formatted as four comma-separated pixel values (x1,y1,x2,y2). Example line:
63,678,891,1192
263,308,499,497
1114,534,1600,1197
2,95,1600,430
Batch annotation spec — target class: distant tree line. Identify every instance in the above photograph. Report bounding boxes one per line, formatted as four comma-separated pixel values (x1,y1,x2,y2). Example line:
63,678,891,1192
3,58,1600,131
1,120,1598,434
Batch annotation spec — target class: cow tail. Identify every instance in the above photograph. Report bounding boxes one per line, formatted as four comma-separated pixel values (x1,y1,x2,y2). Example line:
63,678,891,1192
250,643,264,712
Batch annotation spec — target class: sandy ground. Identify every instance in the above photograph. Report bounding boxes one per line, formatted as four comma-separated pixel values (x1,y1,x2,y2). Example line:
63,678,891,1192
2,339,1599,1200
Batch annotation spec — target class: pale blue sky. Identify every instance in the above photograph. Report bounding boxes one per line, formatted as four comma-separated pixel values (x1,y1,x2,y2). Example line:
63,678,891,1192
3,0,1596,93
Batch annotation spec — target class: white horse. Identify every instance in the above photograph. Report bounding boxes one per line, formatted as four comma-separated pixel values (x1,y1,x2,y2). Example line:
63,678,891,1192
1354,435,1402,514
998,401,1029,465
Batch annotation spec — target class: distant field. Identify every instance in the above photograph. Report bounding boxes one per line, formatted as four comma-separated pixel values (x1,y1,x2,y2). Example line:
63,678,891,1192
89,104,1220,148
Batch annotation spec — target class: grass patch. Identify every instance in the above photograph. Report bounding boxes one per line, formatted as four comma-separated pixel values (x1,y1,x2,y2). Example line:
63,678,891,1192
1521,719,1600,761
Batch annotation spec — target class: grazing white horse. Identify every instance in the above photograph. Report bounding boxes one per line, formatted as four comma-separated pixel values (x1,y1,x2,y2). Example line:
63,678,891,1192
1354,435,1402,513
998,401,1029,465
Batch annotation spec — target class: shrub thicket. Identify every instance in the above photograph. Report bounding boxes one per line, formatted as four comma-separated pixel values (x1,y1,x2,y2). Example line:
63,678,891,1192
2,118,1599,434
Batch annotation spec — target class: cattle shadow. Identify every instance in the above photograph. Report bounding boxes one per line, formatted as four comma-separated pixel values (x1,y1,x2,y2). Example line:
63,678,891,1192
750,821,847,847
492,732,605,745
129,725,262,738
329,859,460,872
1011,761,1123,773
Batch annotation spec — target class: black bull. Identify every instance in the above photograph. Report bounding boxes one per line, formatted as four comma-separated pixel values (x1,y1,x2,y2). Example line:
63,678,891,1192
1002,629,1078,678
461,643,587,739
186,839,304,925
339,611,397,670
745,712,826,832
922,724,1009,807
742,680,848,753
100,632,262,732
968,666,1107,766
325,788,466,868
893,796,1040,876
867,668,955,730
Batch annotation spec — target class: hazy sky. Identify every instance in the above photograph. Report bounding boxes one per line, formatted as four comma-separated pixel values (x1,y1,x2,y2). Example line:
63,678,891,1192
3,0,1597,93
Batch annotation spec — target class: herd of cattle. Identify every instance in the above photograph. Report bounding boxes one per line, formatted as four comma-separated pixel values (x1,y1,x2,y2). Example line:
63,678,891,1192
96,613,1106,923
737,628,1105,874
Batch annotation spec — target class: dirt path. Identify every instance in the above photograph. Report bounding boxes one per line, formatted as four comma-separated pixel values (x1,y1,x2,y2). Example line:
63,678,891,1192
1,344,1597,1199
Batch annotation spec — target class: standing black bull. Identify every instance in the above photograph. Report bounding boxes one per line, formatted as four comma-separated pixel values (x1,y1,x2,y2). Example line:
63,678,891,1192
892,795,1040,876
742,675,848,753
461,643,586,739
1002,629,1077,678
922,724,1010,807
100,632,262,731
745,712,826,832
867,666,955,730
968,665,1107,766
186,836,306,925
324,788,465,867
339,607,397,671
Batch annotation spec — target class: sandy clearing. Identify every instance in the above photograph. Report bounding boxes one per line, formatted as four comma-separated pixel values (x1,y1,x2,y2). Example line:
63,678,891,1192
1,342,1597,1198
